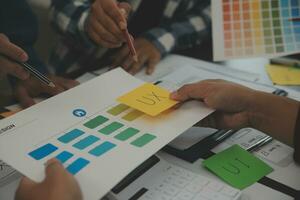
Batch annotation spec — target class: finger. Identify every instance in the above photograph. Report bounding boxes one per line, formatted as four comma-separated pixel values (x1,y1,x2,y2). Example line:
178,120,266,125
93,3,124,41
44,158,70,184
111,46,130,67
129,56,147,74
15,85,36,108
15,177,37,200
89,27,122,48
146,57,160,75
0,55,30,80
118,2,131,19
121,56,134,71
170,82,209,102
102,0,127,30
89,18,121,44
19,177,36,190
52,77,79,90
0,33,28,62
41,84,65,96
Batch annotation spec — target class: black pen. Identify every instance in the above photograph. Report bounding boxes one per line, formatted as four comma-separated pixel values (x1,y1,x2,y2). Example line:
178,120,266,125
272,89,288,97
2,53,56,88
19,62,55,88
153,80,163,85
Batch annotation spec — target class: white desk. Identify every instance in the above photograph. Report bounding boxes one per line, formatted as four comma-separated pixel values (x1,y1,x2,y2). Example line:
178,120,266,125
0,55,299,200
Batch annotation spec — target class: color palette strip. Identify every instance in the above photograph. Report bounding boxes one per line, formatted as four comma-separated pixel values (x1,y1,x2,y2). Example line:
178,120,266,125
122,110,144,121
56,151,73,163
115,128,139,141
99,122,124,135
89,141,116,157
73,135,100,150
58,129,84,144
106,104,144,122
29,143,58,160
66,158,90,175
131,134,156,147
107,104,129,116
84,115,109,129
213,0,300,61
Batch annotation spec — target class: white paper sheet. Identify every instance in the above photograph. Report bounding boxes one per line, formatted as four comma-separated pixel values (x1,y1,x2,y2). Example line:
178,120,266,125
0,68,213,200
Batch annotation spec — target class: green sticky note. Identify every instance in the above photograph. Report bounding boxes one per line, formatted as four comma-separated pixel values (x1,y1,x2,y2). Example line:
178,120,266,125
203,145,273,189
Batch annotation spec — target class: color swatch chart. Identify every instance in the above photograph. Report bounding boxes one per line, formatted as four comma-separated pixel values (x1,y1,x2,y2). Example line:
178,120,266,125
212,0,300,61
28,104,155,175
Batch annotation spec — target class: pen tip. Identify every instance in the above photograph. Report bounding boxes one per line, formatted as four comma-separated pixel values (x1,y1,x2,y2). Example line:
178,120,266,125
49,82,56,88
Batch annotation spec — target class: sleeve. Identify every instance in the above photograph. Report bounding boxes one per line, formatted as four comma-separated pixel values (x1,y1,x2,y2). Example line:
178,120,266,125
49,0,95,48
141,1,211,57
293,103,300,163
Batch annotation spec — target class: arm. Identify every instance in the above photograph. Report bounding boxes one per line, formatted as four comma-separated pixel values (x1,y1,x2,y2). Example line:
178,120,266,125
171,80,300,147
247,91,299,146
110,1,211,74
142,1,211,57
50,0,130,48
49,0,92,47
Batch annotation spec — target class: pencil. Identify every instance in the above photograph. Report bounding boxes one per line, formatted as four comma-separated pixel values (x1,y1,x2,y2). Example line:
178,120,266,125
19,62,55,88
123,29,138,62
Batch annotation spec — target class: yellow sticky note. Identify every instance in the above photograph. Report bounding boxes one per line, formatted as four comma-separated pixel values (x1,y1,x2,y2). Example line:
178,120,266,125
117,83,178,116
266,64,300,85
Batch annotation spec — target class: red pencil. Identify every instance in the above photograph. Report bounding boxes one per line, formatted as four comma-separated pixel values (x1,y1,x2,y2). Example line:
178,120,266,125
123,29,138,62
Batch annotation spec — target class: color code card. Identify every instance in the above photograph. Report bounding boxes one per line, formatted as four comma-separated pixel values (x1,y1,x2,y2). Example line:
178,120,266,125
117,83,178,116
203,145,273,189
212,0,300,61
266,64,300,85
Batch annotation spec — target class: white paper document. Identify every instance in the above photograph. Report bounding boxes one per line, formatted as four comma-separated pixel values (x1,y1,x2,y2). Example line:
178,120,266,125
0,68,213,200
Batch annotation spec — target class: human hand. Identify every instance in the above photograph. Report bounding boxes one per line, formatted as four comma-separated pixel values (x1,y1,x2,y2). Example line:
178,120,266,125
111,38,161,75
13,75,79,108
170,80,256,130
86,0,131,48
0,33,30,79
15,158,82,200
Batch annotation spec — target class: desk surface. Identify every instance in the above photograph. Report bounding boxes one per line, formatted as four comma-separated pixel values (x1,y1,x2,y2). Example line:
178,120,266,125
0,55,299,200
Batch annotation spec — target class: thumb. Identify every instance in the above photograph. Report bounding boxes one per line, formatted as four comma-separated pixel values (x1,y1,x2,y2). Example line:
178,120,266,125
44,158,68,184
170,82,208,102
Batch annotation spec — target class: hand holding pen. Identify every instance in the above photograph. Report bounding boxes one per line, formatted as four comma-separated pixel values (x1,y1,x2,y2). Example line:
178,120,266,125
0,33,30,80
86,0,137,60
0,33,55,87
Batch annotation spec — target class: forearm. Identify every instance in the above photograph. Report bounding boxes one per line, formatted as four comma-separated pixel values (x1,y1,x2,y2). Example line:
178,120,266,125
248,91,300,146
142,5,211,57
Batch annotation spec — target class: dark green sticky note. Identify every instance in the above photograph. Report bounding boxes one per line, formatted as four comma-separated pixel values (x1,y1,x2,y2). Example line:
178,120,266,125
203,145,273,190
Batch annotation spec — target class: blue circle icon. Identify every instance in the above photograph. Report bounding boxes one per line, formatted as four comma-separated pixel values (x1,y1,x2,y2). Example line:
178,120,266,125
73,109,87,117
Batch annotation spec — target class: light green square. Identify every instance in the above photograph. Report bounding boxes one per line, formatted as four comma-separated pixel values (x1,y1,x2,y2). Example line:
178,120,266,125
131,133,156,147
115,128,139,141
99,122,124,135
203,145,273,189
